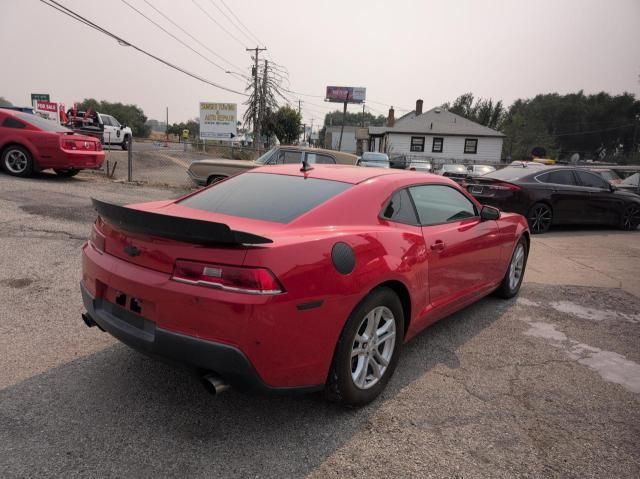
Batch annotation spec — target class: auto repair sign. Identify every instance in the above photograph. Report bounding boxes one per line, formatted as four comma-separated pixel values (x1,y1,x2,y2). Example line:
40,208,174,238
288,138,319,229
199,102,237,140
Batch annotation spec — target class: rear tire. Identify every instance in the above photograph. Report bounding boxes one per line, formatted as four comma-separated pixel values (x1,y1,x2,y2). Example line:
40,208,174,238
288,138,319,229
54,168,80,178
121,135,130,151
495,237,528,299
620,204,640,231
326,287,404,407
1,145,34,177
527,202,552,234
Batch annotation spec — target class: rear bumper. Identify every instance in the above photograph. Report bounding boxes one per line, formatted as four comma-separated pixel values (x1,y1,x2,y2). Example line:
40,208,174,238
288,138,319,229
80,282,322,394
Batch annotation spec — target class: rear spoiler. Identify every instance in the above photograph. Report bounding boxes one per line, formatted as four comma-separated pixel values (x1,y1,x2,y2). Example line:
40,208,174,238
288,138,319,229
92,198,272,245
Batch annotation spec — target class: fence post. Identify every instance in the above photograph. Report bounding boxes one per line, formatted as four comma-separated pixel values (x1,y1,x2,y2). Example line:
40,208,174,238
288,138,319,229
127,136,133,182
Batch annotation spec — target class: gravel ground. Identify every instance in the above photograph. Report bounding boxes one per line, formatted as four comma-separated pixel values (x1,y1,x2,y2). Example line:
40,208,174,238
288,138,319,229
0,172,638,478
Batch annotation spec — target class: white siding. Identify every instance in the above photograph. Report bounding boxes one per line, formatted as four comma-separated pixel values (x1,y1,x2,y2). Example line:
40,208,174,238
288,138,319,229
330,131,357,153
385,133,503,163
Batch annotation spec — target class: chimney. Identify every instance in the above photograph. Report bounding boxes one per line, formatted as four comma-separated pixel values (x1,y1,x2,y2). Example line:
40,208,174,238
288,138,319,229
387,106,395,127
416,99,423,116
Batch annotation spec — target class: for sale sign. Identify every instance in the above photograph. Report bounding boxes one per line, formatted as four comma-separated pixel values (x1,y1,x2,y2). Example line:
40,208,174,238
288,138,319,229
34,100,60,124
199,102,237,140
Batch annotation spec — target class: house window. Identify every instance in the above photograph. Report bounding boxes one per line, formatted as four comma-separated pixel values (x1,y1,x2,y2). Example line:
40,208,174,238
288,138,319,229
410,136,425,152
464,139,478,154
432,137,443,153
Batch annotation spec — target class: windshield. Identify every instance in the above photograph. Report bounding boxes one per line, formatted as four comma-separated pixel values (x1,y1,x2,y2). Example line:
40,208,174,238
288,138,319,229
255,148,277,164
14,111,71,133
179,172,352,223
484,166,538,181
361,152,389,162
475,165,496,174
597,170,620,181
442,165,467,173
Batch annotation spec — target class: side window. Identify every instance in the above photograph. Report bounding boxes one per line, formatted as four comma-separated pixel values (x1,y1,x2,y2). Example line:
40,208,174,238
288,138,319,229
276,150,302,164
409,185,477,225
1,117,27,129
101,116,112,127
575,170,609,189
539,170,576,186
381,189,418,224
306,153,335,164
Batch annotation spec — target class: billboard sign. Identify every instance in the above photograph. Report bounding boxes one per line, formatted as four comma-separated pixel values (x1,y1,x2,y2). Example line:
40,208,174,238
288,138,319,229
31,93,50,105
34,100,60,124
325,86,366,104
199,102,237,140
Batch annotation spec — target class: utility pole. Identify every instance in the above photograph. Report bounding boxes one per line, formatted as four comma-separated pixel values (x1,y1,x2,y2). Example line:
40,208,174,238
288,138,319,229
362,103,365,127
246,46,266,148
337,92,350,151
165,106,168,142
298,99,302,115
260,59,268,148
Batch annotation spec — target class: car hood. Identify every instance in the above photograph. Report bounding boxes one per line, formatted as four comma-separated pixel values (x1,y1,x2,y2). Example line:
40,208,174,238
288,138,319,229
190,159,257,168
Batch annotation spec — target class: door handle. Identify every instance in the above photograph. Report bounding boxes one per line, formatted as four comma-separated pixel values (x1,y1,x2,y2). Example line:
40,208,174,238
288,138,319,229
430,240,445,251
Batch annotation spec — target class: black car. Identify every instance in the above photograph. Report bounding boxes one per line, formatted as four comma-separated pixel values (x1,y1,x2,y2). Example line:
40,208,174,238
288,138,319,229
465,165,640,233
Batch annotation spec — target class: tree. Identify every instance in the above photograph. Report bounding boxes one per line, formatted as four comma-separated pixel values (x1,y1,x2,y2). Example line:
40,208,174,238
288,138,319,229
262,106,301,144
323,110,386,127
0,97,12,107
441,92,504,129
75,98,151,137
243,60,287,144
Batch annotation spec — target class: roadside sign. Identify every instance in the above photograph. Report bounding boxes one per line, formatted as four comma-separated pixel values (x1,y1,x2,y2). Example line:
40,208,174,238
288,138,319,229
34,100,60,124
30,93,50,105
199,102,237,140
182,129,190,139
325,86,366,104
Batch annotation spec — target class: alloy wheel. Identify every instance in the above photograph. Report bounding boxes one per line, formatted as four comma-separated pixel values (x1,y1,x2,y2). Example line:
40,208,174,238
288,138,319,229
622,205,640,230
528,204,552,233
350,306,396,390
4,149,28,174
508,243,526,290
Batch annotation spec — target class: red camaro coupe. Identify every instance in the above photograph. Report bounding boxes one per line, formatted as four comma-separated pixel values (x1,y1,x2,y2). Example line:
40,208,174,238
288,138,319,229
0,109,104,177
81,164,530,405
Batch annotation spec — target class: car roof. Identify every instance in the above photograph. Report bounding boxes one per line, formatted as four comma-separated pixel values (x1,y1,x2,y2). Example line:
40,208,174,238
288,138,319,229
250,164,414,184
278,145,358,160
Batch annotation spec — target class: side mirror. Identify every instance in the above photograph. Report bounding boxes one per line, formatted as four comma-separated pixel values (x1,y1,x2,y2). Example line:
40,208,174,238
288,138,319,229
480,205,500,221
609,183,616,192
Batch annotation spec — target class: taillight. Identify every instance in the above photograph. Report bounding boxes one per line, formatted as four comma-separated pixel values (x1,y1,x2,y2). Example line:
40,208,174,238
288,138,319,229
172,260,284,295
96,141,103,151
62,139,78,150
491,182,521,191
89,223,105,253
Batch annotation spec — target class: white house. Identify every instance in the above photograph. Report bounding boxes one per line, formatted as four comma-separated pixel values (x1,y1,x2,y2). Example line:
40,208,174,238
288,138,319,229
368,100,505,163
324,125,358,153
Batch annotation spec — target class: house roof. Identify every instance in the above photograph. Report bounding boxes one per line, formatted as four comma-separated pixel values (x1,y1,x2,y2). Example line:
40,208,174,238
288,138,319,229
370,107,505,137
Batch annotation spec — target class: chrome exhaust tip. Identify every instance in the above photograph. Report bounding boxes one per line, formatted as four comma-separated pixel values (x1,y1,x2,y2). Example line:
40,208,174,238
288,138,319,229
201,372,230,395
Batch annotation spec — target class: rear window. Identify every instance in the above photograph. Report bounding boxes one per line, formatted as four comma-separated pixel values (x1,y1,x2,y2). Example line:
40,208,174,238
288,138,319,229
12,111,71,132
179,172,351,223
485,166,537,181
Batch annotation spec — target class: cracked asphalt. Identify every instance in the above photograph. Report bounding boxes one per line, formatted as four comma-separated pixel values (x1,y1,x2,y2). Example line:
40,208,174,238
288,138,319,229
1,171,639,478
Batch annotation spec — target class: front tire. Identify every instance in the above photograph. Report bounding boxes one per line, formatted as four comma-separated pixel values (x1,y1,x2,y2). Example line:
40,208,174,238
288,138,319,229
495,236,528,299
2,145,34,177
620,204,640,231
54,168,80,178
326,287,404,407
121,135,130,150
527,202,552,234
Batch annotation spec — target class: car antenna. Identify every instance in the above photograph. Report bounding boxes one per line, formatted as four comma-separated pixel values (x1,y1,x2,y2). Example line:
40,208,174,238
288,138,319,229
300,156,314,173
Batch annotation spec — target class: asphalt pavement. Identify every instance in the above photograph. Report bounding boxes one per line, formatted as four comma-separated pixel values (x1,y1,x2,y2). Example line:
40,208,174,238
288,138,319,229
0,172,639,478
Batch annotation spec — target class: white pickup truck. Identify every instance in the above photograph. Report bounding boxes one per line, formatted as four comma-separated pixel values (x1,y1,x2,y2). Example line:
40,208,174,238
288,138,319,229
98,113,132,150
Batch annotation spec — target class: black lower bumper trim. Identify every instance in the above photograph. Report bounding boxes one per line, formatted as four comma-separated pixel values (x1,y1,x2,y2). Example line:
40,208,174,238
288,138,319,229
80,283,322,395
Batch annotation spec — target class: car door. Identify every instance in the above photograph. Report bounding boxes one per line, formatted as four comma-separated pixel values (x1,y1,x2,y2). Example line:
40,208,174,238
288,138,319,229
101,115,115,144
574,170,625,225
408,184,503,311
535,169,588,224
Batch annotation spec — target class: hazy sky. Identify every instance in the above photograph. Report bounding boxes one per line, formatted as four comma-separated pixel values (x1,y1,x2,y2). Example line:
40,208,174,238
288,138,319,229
2,0,639,128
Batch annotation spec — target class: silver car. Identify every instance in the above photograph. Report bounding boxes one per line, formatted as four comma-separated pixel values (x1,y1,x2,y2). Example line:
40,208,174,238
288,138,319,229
357,152,390,168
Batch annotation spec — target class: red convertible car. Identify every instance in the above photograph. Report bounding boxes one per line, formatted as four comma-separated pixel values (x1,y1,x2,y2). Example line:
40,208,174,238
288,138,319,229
0,109,104,178
81,165,530,406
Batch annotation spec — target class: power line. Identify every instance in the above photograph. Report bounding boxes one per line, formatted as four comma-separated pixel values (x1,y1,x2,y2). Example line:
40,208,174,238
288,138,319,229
206,0,255,46
192,0,248,49
39,0,248,96
120,0,242,77
218,0,264,47
140,0,245,73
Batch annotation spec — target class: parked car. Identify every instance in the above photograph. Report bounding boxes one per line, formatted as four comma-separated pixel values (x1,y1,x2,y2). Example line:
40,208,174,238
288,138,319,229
588,167,623,185
63,110,132,149
407,160,432,173
357,152,390,168
0,109,104,178
467,164,496,177
618,173,639,194
435,164,469,183
0,105,36,114
81,165,529,406
465,165,640,233
187,146,358,186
